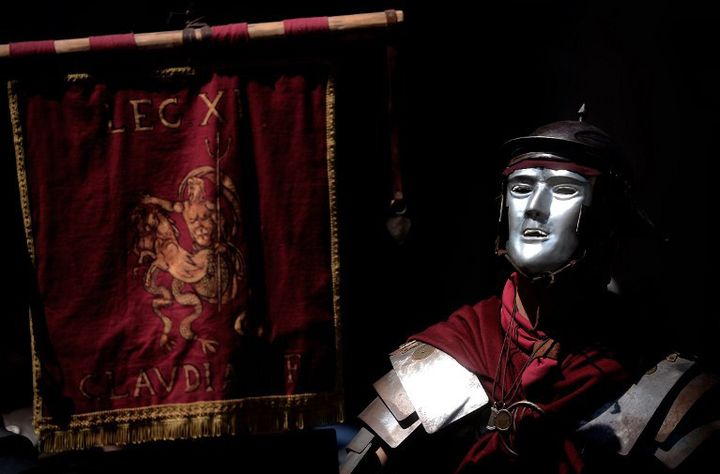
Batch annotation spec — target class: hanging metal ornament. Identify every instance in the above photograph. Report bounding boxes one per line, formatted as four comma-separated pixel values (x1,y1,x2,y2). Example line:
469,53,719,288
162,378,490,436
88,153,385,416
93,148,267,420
386,194,411,244
487,404,513,431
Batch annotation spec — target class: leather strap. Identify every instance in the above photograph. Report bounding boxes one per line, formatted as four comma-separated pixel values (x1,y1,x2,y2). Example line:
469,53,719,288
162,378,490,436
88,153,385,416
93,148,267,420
385,12,405,216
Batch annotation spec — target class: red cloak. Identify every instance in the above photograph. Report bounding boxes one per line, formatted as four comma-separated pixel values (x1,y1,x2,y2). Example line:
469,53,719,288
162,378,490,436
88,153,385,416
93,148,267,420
413,273,632,473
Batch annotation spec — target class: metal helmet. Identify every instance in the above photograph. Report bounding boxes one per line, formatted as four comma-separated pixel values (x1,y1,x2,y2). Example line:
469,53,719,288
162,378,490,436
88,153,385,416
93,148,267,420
495,114,627,285
501,119,618,178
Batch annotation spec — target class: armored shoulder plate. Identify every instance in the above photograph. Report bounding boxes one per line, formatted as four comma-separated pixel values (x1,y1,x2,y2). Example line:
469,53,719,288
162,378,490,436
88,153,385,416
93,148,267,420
388,340,488,433
1,410,37,470
577,353,720,470
341,341,487,473
1,408,36,448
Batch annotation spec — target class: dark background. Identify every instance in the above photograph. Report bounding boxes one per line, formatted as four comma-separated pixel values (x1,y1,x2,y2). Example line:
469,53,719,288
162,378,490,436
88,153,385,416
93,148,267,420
1,0,715,470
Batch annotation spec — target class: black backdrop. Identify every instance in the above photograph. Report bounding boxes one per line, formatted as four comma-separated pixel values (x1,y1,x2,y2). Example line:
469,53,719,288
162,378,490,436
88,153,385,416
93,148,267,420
1,0,714,467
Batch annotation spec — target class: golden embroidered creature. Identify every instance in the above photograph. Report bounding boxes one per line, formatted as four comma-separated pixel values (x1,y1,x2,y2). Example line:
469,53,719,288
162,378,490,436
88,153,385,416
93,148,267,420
181,176,215,248
131,173,245,355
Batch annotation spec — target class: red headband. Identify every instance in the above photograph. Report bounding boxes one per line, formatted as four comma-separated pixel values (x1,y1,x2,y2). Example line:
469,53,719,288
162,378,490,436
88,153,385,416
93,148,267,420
502,155,602,177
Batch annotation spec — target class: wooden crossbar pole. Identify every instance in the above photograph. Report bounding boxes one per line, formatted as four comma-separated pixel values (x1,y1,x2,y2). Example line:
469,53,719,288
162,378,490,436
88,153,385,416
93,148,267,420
0,10,404,59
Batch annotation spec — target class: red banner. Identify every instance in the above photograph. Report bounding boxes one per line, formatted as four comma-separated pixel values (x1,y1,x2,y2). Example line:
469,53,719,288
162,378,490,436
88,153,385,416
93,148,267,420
9,65,341,453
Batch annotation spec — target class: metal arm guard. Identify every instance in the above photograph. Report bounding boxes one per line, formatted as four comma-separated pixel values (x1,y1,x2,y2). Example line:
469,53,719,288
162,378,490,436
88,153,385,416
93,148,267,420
341,341,488,474
577,353,720,470
1,414,38,474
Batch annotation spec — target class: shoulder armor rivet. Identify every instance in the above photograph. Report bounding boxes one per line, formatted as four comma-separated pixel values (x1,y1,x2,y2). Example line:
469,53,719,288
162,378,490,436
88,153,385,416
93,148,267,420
412,345,435,360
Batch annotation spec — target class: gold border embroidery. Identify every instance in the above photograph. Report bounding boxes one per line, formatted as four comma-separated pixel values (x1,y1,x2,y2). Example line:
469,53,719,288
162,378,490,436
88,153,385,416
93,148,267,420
65,73,92,83
154,66,197,79
7,81,36,265
9,70,344,454
7,81,44,433
63,67,197,84
325,72,344,408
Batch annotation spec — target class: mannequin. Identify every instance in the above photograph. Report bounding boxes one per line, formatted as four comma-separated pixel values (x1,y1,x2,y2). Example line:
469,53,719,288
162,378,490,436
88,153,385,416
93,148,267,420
341,117,718,474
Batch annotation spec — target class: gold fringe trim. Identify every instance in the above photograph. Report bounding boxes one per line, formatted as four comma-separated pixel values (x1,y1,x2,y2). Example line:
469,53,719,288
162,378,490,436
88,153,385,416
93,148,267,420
39,396,344,454
36,392,341,429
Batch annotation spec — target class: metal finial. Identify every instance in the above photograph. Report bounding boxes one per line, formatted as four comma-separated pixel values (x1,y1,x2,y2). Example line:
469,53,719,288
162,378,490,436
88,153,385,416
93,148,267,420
577,103,586,122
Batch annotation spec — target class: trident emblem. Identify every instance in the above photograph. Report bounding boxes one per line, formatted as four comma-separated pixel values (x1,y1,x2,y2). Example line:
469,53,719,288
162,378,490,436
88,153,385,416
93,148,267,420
204,132,232,311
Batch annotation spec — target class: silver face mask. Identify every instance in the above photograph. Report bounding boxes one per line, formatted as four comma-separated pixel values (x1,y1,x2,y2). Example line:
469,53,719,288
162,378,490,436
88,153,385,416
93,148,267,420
505,168,593,276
